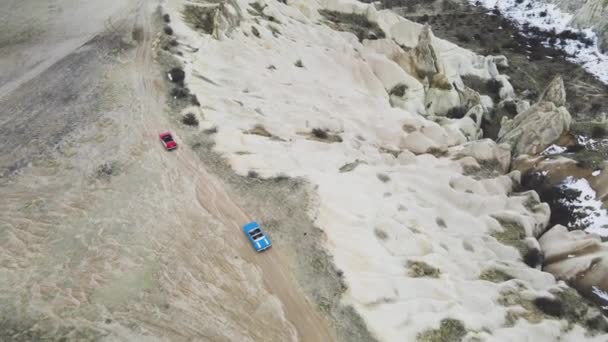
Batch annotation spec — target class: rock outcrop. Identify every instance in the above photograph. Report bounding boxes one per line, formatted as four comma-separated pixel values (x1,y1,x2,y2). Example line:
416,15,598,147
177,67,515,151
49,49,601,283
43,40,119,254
413,25,439,78
498,101,572,157
539,225,608,309
538,75,567,107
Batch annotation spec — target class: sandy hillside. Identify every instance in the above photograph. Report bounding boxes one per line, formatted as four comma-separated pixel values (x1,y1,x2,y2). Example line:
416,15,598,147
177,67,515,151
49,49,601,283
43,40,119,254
1,0,334,341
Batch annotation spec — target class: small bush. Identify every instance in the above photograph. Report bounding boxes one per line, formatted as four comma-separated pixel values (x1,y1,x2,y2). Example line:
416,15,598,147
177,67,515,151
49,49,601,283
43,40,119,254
247,170,259,178
389,84,407,97
164,26,174,35
312,128,328,139
377,173,390,183
251,26,260,38
374,228,388,240
523,248,544,268
456,32,470,43
479,269,513,283
170,87,190,99
163,14,171,23
183,5,216,35
295,59,304,68
182,113,199,126
435,217,447,228
190,94,200,106
407,260,440,278
168,67,185,84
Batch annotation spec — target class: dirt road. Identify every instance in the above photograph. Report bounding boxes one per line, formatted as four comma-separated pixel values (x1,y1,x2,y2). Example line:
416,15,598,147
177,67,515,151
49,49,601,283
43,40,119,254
133,2,336,341
0,0,335,340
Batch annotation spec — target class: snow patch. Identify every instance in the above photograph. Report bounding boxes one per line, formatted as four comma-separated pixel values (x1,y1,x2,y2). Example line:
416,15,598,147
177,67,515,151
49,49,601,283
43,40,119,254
468,0,608,83
559,177,608,236
542,144,567,155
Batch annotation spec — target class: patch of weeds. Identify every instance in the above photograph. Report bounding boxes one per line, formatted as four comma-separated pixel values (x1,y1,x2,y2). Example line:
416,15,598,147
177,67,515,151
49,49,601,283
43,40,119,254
479,269,513,283
374,228,388,241
96,161,119,180
570,121,608,139
182,113,199,126
268,25,281,37
417,319,467,342
308,128,342,143
407,260,440,278
251,26,260,38
183,4,217,35
389,84,407,97
247,124,272,137
294,59,304,68
377,173,390,183
170,87,190,99
490,216,529,258
339,160,364,173
318,9,385,42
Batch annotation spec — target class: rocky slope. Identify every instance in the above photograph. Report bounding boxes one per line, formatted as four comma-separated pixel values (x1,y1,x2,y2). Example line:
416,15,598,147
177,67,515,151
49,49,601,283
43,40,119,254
164,0,608,340
547,0,608,51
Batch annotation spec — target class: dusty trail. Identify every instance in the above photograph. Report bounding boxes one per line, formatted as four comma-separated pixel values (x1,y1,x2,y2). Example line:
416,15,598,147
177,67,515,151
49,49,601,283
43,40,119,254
132,1,336,341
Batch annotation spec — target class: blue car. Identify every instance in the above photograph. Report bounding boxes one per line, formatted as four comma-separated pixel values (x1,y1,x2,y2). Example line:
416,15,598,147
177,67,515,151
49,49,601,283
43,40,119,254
243,221,272,252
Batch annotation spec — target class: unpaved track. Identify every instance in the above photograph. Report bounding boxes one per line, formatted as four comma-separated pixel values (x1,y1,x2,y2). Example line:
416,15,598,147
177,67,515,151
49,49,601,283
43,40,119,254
133,2,335,340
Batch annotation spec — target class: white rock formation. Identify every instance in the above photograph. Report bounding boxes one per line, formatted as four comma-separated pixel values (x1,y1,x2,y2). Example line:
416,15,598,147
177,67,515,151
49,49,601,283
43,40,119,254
165,0,608,339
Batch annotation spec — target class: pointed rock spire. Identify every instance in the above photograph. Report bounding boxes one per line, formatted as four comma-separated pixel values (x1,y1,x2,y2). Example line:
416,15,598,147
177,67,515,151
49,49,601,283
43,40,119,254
538,75,566,107
413,25,439,78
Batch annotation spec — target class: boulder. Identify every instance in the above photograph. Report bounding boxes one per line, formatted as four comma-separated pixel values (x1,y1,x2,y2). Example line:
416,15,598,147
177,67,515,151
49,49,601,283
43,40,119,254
538,75,567,107
451,139,512,173
498,101,572,157
539,225,608,309
400,131,446,155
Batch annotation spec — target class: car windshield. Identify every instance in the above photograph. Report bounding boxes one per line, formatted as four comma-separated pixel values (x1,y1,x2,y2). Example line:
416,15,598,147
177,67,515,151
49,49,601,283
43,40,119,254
162,135,174,143
249,228,264,240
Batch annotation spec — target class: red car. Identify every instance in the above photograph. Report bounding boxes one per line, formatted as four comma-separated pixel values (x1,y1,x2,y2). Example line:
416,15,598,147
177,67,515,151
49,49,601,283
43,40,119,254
159,131,177,150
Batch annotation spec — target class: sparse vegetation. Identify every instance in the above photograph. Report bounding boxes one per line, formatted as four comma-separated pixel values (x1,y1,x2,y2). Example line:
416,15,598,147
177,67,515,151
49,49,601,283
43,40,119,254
435,217,446,228
312,128,328,139
162,13,170,22
318,9,386,42
168,67,185,84
251,25,260,38
295,59,304,68
247,124,273,137
339,160,364,173
183,4,217,35
164,26,174,35
374,228,388,240
182,113,199,126
389,84,407,97
417,319,467,342
479,269,513,283
247,170,259,178
377,173,390,183
490,216,529,258
407,260,440,278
